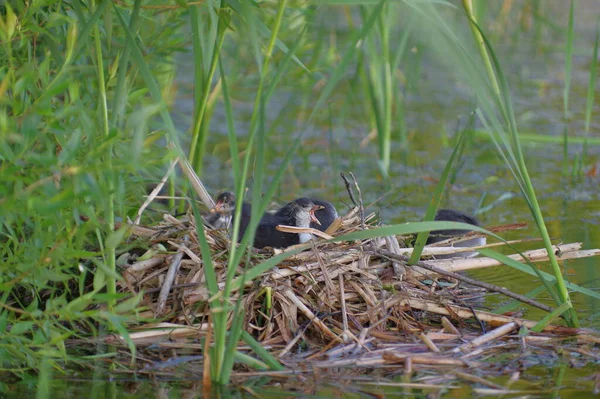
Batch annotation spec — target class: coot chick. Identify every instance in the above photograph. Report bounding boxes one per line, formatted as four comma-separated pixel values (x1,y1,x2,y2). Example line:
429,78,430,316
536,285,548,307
311,199,338,232
206,191,252,236
208,192,338,232
254,198,322,249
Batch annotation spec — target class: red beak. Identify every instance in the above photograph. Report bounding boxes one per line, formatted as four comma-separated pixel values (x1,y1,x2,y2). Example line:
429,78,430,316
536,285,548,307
211,200,223,213
310,205,324,225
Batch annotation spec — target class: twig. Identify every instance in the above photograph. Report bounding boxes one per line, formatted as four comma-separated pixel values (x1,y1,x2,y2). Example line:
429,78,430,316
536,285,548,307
275,225,334,240
384,235,407,275
340,173,359,208
382,351,468,367
283,289,343,343
278,322,310,358
418,332,440,352
430,243,595,272
310,241,336,299
126,256,166,273
452,371,505,389
451,322,518,353
441,317,461,335
134,158,178,225
172,143,214,209
349,172,365,228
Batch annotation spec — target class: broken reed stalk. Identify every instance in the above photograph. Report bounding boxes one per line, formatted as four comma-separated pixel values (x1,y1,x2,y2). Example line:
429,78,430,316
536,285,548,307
451,322,518,353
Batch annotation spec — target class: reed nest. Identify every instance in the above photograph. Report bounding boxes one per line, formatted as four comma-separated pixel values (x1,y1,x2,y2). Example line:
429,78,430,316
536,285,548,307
108,190,600,383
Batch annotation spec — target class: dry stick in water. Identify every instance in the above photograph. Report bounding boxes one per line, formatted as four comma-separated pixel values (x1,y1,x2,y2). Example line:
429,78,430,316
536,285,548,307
451,322,519,353
376,249,553,313
452,371,505,389
433,243,597,273
155,235,189,316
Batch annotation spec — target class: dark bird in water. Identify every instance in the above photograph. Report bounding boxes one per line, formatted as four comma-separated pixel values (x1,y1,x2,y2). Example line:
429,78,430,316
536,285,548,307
254,198,322,249
207,192,338,248
426,209,486,257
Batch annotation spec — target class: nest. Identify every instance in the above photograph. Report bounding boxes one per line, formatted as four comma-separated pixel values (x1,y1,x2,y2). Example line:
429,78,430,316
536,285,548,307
107,201,600,380
104,163,600,386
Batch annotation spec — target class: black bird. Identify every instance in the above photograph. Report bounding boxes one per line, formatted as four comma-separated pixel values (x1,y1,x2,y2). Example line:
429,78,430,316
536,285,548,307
207,192,338,234
426,209,486,257
311,199,339,232
254,198,322,249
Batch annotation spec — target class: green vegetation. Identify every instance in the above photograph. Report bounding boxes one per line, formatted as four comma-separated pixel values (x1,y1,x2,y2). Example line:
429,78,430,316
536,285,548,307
0,0,597,389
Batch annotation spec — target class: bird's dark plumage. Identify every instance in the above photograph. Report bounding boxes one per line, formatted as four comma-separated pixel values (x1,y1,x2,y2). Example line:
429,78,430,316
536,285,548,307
426,209,480,244
254,198,321,249
311,199,338,232
208,193,336,249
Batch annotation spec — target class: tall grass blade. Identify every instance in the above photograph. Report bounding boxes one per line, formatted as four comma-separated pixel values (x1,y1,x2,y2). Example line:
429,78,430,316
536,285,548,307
477,248,600,301
532,301,573,332
240,331,284,371
190,198,224,379
111,0,142,128
583,19,600,162
562,0,575,175
112,4,181,149
307,1,384,124
460,4,579,326
218,60,241,189
188,5,227,173
409,118,470,265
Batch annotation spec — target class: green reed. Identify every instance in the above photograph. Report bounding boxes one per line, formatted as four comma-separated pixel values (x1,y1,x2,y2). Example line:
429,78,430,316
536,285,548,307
194,1,387,384
583,19,600,165
188,2,227,174
562,0,575,176
409,116,471,265
358,2,409,180
462,0,578,327
0,0,186,375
